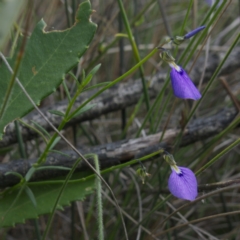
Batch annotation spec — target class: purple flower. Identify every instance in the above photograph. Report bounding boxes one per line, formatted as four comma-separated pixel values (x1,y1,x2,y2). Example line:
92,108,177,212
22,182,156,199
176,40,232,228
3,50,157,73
169,64,201,100
168,166,198,201
184,26,206,39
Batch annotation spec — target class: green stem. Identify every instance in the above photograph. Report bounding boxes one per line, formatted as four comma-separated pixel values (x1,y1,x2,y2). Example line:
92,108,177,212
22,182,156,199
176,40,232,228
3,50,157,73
94,155,104,240
41,156,83,240
174,32,240,150
180,0,227,67
64,0,71,27
35,70,88,166
14,121,27,159
196,137,240,176
117,0,152,129
179,0,193,35
131,0,155,26
135,72,170,138
18,119,48,144
69,48,158,120
27,150,164,187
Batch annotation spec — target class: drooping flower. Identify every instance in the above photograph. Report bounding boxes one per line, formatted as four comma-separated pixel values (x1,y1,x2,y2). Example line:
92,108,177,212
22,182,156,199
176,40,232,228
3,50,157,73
163,152,198,201
159,48,201,100
169,62,201,100
136,167,151,184
168,165,198,201
184,26,206,39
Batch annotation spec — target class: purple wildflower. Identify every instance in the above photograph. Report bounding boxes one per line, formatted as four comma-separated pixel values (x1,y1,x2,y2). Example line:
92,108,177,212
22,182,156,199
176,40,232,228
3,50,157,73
184,26,206,39
168,166,198,201
169,63,201,100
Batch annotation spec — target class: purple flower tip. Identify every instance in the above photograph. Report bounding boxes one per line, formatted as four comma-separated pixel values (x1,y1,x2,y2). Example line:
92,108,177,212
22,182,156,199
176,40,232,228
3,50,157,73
170,66,201,100
184,26,206,39
168,166,198,201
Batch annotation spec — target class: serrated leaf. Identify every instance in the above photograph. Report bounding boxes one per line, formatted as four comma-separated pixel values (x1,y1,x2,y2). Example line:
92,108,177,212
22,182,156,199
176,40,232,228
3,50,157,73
0,178,95,227
0,1,97,139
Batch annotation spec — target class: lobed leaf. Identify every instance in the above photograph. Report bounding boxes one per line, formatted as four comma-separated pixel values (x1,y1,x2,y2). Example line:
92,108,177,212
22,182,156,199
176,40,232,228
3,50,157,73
0,178,95,227
0,0,97,139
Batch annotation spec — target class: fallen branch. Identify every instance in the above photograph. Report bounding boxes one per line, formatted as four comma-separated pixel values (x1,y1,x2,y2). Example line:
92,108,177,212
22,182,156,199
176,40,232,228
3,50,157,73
0,107,237,188
0,49,239,148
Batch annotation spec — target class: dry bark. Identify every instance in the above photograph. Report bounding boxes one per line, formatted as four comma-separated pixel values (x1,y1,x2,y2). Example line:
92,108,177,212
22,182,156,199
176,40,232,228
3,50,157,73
0,49,239,148
0,107,237,188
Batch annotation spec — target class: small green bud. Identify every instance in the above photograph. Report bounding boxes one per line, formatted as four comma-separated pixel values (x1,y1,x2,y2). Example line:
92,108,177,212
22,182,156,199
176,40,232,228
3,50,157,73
171,36,185,45
163,153,177,166
158,48,175,64
136,168,151,184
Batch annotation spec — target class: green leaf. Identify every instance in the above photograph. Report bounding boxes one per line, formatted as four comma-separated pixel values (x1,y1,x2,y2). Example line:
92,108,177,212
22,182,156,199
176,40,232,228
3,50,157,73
25,167,36,182
49,149,71,158
71,103,96,119
0,1,97,139
25,166,71,182
48,110,65,117
31,120,51,139
82,64,101,87
83,81,111,92
0,178,95,227
36,166,71,171
0,0,26,50
5,171,24,180
49,136,61,150
24,186,37,208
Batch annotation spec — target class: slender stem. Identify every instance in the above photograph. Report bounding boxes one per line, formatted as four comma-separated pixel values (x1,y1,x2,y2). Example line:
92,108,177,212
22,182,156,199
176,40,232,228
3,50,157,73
173,32,240,150
181,1,228,67
131,0,155,26
42,156,86,239
0,52,129,240
18,119,48,144
14,121,27,159
69,48,158,120
64,0,71,27
0,185,25,226
117,0,152,129
157,0,172,37
0,3,32,119
94,155,104,240
15,119,42,239
157,210,240,237
135,72,170,138
179,0,193,35
71,0,76,24
196,137,240,176
118,12,126,136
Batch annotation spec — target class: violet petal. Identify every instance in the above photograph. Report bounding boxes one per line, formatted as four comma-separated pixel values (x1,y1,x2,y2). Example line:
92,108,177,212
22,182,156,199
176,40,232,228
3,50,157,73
168,167,198,201
170,67,201,100
184,26,205,39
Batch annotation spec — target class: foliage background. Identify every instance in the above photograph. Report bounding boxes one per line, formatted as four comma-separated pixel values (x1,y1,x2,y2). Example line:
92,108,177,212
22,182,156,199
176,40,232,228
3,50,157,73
0,0,240,239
